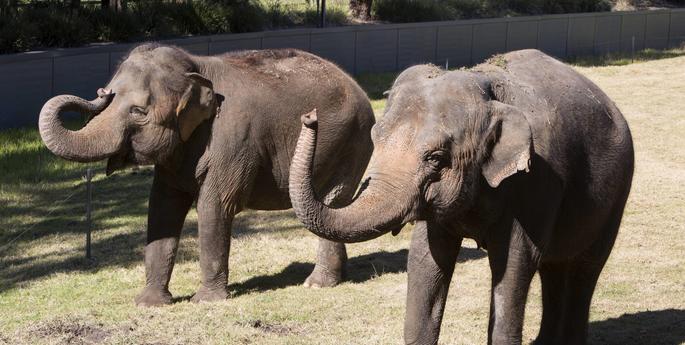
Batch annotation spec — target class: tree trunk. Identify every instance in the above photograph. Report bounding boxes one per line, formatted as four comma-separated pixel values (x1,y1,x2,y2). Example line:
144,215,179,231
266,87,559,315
319,0,326,27
101,0,124,11
1,0,17,15
349,0,373,21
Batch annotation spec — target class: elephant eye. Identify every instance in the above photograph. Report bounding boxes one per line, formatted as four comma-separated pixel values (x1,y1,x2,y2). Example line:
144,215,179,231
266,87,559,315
129,106,148,116
427,151,449,169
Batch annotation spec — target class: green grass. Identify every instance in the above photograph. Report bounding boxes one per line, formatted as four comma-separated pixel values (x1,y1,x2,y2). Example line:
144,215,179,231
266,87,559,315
1,55,684,344
569,47,685,67
355,72,398,114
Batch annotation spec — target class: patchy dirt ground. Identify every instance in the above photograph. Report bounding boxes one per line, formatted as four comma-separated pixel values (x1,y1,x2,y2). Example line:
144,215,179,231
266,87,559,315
0,54,684,344
28,318,110,344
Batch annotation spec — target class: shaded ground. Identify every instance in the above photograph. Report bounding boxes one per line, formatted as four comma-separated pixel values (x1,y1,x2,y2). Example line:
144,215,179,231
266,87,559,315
0,52,683,344
589,309,685,345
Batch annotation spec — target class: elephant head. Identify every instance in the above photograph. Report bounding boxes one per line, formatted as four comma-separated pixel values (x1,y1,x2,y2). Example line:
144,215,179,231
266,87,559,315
39,43,219,174
289,64,532,242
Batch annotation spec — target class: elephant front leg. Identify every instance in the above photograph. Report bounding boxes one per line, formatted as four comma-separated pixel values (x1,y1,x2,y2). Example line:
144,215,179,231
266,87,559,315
136,173,193,307
191,193,234,303
487,218,538,345
404,221,461,345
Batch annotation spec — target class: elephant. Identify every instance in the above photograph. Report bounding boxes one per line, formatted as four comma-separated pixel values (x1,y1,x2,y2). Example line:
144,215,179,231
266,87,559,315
38,43,375,306
289,49,634,344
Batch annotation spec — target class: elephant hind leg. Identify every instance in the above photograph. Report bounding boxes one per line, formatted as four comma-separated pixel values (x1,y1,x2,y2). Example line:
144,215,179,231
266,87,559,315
535,259,605,345
303,155,368,288
534,262,571,345
557,212,623,344
556,260,605,345
537,200,624,344
303,183,356,288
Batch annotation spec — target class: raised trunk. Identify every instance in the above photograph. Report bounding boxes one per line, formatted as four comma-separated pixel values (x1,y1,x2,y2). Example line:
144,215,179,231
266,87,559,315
38,90,124,162
289,110,409,243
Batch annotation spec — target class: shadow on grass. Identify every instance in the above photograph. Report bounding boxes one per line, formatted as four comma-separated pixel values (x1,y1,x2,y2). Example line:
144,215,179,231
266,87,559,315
356,72,398,101
224,247,486,297
0,203,308,293
0,169,152,244
589,309,685,345
0,231,147,293
231,210,303,238
0,163,155,292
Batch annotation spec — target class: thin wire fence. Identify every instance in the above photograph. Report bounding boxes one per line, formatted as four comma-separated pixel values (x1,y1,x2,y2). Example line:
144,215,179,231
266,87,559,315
0,184,82,255
0,167,99,257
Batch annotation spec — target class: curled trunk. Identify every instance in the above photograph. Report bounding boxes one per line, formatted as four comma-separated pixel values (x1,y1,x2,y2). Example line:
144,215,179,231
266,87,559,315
38,90,124,162
289,110,408,243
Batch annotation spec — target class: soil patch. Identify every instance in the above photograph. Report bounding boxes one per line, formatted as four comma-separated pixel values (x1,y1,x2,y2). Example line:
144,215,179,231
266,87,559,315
240,319,301,336
23,317,110,345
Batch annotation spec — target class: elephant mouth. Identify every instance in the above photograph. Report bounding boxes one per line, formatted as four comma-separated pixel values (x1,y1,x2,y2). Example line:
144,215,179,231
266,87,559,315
105,149,135,176
390,223,405,236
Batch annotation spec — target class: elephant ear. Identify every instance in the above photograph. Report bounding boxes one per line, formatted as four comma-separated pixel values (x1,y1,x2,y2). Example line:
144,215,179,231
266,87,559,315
481,101,533,188
176,72,216,142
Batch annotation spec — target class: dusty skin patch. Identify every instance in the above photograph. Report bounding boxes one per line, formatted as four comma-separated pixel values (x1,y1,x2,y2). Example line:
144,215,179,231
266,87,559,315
469,54,508,74
485,54,508,69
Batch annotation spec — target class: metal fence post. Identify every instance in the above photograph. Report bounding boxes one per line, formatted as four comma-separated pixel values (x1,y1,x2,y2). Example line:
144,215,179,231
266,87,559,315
85,168,93,259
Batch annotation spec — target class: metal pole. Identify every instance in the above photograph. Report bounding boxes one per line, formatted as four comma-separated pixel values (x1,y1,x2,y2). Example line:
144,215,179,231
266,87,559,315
631,36,635,63
320,0,326,28
85,168,92,259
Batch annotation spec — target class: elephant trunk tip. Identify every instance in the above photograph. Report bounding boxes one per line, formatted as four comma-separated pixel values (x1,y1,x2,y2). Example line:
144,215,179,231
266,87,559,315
97,88,114,98
301,109,318,128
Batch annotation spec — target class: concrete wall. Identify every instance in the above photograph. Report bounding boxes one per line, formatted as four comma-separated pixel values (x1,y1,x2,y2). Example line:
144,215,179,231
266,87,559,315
1,9,683,129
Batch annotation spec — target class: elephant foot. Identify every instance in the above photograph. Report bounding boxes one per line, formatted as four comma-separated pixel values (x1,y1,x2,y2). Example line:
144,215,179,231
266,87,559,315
191,285,229,303
135,286,172,307
303,265,344,288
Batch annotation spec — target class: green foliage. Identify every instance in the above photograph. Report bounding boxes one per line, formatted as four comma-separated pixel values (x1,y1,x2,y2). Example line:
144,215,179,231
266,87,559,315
259,0,348,29
485,0,613,15
0,0,668,53
372,0,481,23
0,0,352,53
0,0,278,54
372,0,612,22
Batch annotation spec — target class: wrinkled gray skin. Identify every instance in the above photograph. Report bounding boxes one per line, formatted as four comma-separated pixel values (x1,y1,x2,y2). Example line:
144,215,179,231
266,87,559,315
290,49,634,345
39,44,374,306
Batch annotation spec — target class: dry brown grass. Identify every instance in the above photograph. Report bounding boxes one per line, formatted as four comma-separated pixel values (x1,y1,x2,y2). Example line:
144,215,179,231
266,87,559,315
1,55,684,344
